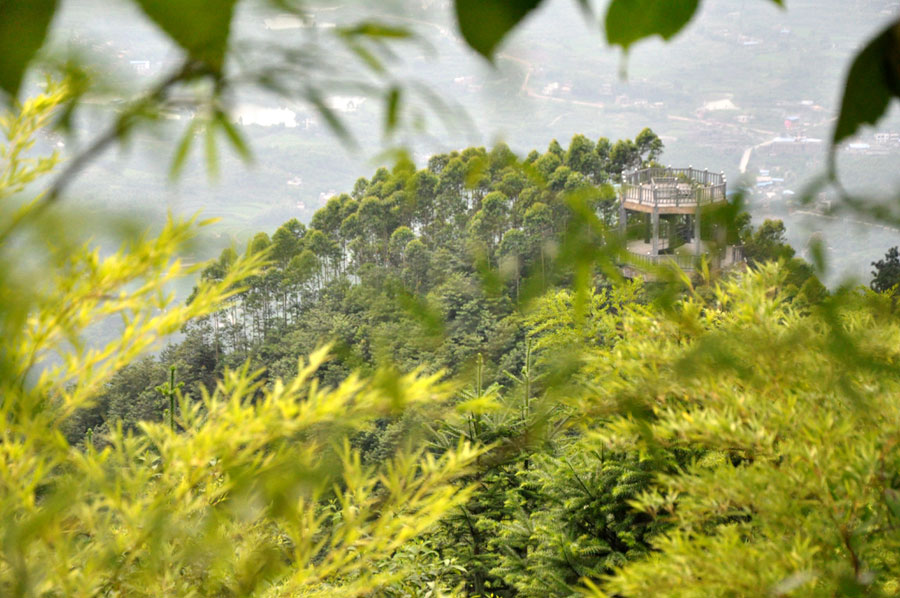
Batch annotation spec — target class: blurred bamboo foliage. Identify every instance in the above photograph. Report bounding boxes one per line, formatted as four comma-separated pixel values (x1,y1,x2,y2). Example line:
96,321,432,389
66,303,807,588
0,89,481,598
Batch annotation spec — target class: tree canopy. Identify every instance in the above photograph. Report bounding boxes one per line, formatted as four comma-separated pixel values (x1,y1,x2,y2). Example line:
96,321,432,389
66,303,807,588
0,0,895,199
871,245,900,293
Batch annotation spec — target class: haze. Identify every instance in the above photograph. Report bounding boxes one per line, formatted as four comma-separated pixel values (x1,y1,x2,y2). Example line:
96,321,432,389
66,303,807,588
46,0,900,281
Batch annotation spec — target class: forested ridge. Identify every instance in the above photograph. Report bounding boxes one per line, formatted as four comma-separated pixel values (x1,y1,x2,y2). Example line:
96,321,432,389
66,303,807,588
68,129,817,438
7,84,900,597
57,130,839,597
59,131,663,596
67,131,658,435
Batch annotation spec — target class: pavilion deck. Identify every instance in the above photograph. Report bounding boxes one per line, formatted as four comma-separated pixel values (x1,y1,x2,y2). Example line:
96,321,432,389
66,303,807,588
621,167,726,214
624,240,744,271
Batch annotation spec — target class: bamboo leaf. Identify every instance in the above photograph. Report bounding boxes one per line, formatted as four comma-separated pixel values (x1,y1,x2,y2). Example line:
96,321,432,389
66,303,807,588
346,41,385,74
306,89,356,148
169,120,199,180
385,86,402,135
338,22,412,39
216,110,252,163
204,121,219,178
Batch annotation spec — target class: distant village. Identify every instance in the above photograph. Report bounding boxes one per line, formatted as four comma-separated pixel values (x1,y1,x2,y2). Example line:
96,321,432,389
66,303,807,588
60,0,900,216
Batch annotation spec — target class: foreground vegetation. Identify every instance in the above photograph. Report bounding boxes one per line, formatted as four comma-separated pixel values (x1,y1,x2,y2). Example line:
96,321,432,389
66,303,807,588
3,0,900,592
7,85,900,598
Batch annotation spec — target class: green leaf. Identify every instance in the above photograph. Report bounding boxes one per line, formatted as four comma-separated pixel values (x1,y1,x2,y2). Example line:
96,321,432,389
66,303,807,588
204,121,219,178
338,22,412,39
833,21,900,145
0,0,58,100
385,86,401,134
306,89,356,149
131,0,238,71
605,0,700,50
345,41,385,74
216,110,252,163
808,235,826,275
454,0,544,58
169,120,199,180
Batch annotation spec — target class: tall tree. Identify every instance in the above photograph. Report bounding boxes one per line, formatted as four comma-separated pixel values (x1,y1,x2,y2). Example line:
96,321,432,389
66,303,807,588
871,246,900,293
565,133,601,181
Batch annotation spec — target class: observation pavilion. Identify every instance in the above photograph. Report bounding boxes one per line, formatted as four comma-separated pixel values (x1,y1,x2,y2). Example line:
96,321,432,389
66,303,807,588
618,166,743,272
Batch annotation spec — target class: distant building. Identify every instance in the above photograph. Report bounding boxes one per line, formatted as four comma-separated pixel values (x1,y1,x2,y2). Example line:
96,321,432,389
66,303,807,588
542,82,560,95
129,60,151,75
703,98,739,111
235,105,298,127
264,14,313,30
765,136,823,155
814,197,832,214
326,96,367,113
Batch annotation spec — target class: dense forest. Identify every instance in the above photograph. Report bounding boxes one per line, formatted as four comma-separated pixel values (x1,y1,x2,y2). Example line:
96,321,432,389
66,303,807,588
7,92,900,597
66,131,639,431
67,130,822,438
53,130,842,597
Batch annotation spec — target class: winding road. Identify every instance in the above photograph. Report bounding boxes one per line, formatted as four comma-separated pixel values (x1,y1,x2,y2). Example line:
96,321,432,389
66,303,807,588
497,53,605,110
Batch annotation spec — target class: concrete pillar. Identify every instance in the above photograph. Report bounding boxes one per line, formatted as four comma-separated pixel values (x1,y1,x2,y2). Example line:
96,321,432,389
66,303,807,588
694,207,702,257
651,206,660,256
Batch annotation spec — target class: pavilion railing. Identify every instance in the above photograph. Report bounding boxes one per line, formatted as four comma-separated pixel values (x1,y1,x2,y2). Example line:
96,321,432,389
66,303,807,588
624,167,724,186
620,167,726,208
626,251,698,270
